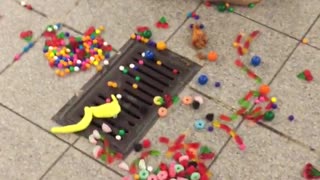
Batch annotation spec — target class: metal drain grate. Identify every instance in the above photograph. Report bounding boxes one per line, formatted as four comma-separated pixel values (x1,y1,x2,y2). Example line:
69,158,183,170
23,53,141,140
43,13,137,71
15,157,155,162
52,39,201,156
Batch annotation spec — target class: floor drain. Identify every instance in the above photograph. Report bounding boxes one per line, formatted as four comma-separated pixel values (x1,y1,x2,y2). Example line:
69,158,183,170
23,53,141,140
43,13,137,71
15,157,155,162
52,39,201,156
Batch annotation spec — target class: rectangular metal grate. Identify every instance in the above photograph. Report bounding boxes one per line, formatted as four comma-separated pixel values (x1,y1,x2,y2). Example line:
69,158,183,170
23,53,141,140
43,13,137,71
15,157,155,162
52,39,201,156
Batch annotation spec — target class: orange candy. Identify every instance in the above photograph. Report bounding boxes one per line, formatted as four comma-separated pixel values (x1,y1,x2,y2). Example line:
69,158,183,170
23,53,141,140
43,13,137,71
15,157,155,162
259,84,270,95
207,51,218,62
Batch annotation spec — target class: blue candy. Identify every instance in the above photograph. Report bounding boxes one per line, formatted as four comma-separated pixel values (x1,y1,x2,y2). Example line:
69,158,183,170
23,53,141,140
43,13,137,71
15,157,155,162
144,50,155,61
198,75,208,85
194,119,206,130
251,55,261,67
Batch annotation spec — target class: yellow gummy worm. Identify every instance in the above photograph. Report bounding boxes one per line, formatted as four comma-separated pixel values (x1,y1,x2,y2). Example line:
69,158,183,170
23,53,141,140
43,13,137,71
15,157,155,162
50,106,93,134
91,94,121,118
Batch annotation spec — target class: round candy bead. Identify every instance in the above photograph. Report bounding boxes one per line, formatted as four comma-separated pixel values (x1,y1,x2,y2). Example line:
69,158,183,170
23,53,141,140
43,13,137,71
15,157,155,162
144,50,155,61
190,172,201,180
205,113,214,122
139,169,149,180
207,51,218,62
263,111,275,121
271,103,277,109
115,135,122,140
251,55,261,67
208,126,214,132
259,84,270,95
198,75,208,85
194,119,206,130
147,166,153,172
118,129,125,136
214,82,221,87
288,115,294,121
156,41,167,51
192,101,200,110
116,94,122,99
133,143,143,152
174,164,184,173
142,30,152,39
271,97,277,103
193,95,203,104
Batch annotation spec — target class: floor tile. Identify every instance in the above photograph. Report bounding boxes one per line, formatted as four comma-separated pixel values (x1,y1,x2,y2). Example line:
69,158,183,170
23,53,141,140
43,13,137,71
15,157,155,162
63,0,202,49
168,5,297,108
27,0,79,19
43,147,122,180
74,87,241,174
0,0,47,72
265,45,320,150
0,27,113,143
306,17,320,49
235,0,320,39
0,106,68,179
210,124,319,180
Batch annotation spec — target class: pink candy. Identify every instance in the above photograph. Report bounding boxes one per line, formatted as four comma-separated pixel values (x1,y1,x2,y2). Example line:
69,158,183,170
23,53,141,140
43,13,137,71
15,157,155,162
157,171,168,180
147,175,157,180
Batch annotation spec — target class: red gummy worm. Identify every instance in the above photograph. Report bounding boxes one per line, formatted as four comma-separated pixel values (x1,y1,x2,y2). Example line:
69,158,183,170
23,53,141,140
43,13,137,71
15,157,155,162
219,124,232,132
237,46,244,56
235,59,244,67
237,108,247,115
219,114,231,122
244,91,253,101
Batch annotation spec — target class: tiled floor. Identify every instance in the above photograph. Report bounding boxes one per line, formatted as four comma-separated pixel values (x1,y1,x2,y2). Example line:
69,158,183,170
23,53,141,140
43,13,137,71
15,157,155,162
1,0,320,179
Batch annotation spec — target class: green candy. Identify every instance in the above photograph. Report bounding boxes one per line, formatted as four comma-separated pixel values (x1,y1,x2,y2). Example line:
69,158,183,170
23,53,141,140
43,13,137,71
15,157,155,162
217,3,226,12
139,169,149,180
190,172,201,180
118,129,125,136
228,7,235,13
175,164,184,173
159,16,167,23
142,30,152,39
122,68,129,74
135,76,141,82
200,146,212,154
248,3,255,8
263,111,275,121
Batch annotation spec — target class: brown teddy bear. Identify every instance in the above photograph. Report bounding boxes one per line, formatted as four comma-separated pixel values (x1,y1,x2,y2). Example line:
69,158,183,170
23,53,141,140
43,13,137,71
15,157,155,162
208,0,262,5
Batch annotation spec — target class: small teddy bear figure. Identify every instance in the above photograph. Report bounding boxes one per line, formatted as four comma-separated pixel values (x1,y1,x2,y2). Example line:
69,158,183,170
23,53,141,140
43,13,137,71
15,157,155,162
192,24,208,49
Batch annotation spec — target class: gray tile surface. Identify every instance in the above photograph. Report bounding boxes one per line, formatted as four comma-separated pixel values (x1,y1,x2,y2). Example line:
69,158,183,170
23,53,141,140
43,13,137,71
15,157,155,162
211,124,319,180
43,148,122,180
235,0,320,39
0,27,113,143
27,0,79,19
306,17,320,49
168,5,297,108
63,0,202,49
74,87,240,175
265,45,320,150
0,0,47,72
0,106,68,179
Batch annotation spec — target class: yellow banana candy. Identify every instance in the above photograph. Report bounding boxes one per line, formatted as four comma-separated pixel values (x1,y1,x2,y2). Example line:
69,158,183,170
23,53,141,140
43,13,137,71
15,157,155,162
50,94,121,134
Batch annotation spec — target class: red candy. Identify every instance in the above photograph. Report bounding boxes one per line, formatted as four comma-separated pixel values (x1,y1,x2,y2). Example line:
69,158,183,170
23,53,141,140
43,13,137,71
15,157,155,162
142,139,151,148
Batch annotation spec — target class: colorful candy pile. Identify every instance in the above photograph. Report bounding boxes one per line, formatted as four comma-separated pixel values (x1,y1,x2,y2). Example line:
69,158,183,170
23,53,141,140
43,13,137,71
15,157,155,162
122,134,214,180
42,24,112,77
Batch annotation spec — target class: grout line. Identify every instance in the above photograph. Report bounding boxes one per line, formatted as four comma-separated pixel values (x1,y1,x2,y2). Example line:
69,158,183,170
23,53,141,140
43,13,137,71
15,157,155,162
39,145,73,179
257,122,320,155
0,102,75,145
71,143,125,177
165,1,203,43
13,0,47,17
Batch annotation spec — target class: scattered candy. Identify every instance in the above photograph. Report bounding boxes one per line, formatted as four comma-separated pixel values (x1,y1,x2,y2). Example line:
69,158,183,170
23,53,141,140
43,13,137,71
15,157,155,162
143,50,155,61
192,101,200,110
194,120,206,130
134,143,143,152
250,55,261,67
302,38,309,44
302,163,320,179
197,75,208,85
156,16,169,29
235,59,263,84
205,113,214,122
116,135,122,140
248,3,255,8
259,84,270,95
297,69,313,82
142,139,151,149
156,41,167,51
193,95,204,104
182,96,193,105
263,111,275,121
233,31,260,56
20,30,33,42
288,115,295,121
207,51,218,62
214,82,221,88
158,107,168,117
119,161,130,171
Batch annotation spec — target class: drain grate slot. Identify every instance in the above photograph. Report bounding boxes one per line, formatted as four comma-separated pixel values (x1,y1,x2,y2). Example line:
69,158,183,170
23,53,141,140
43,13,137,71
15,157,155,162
52,39,201,156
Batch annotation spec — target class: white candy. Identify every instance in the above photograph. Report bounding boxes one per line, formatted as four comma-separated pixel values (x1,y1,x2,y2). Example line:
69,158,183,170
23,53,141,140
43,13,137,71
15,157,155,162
92,130,101,139
115,135,121,140
129,64,135,69
103,42,108,46
116,94,122,99
138,159,146,170
77,60,82,64
20,1,26,6
141,52,145,57
90,56,95,61
102,123,112,133
74,66,80,72
118,161,129,171
147,166,153,172
119,66,125,71
88,134,97,144
103,60,109,65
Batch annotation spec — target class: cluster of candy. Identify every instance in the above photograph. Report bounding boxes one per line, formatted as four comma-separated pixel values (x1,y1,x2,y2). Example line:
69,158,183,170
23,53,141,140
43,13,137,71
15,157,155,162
233,31,260,56
122,134,214,180
234,59,263,84
42,25,112,77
